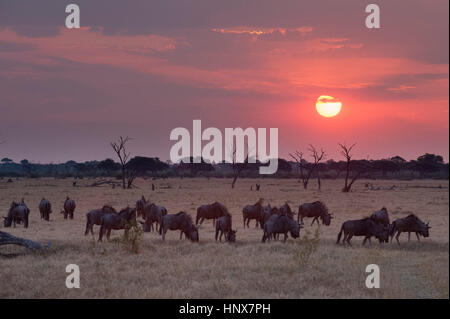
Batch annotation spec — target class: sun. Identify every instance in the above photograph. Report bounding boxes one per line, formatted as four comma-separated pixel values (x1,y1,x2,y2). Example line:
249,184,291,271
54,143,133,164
316,95,342,118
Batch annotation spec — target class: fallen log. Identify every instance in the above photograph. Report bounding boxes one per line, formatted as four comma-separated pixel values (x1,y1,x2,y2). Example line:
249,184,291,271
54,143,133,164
88,180,122,187
0,231,49,253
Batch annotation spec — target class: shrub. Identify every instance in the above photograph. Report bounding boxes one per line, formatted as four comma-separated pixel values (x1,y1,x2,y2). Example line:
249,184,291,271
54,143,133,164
294,226,320,268
120,220,143,254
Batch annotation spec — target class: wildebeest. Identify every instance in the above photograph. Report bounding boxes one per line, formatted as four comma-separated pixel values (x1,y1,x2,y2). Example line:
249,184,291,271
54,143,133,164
140,203,168,233
298,201,333,226
61,197,76,219
389,214,431,244
259,205,276,227
3,201,30,228
215,215,236,242
196,202,230,227
261,215,301,243
98,207,137,241
85,205,116,235
136,195,148,218
39,198,52,221
279,203,295,219
336,218,389,246
161,211,199,242
370,207,390,227
242,199,264,228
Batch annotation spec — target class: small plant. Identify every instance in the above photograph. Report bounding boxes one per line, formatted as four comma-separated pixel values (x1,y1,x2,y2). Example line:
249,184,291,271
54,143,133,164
294,226,320,268
89,234,107,256
120,220,143,254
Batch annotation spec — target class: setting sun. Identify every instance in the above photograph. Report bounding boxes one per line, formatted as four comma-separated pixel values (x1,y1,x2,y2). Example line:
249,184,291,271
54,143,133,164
316,95,342,118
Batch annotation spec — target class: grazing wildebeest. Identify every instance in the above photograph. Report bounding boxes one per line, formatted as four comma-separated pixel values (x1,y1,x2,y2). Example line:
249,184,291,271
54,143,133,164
39,198,52,221
336,218,389,246
242,199,265,228
140,203,168,233
98,207,137,241
61,197,76,219
259,204,276,227
389,214,430,244
279,203,295,219
215,215,236,242
370,207,390,227
161,211,199,242
85,205,117,235
261,215,301,243
3,201,30,228
136,195,148,218
298,201,333,226
196,202,230,227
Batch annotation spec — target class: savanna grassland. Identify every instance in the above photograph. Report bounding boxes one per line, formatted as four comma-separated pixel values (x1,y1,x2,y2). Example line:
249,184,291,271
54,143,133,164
0,177,448,299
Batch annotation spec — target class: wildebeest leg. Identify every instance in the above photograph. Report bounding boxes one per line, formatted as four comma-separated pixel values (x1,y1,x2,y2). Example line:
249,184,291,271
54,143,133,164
363,237,368,246
283,233,288,243
98,225,104,242
85,219,90,236
408,232,411,241
107,229,111,241
311,218,316,226
261,232,266,243
162,227,167,241
395,231,401,245
415,232,420,242
179,231,183,240
219,231,223,242
255,220,258,228
246,219,250,228
213,219,216,227
215,227,219,241
346,234,353,246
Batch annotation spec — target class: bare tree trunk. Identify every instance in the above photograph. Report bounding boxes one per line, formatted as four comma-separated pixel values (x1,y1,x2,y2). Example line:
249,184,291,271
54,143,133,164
231,175,239,189
121,166,126,189
0,231,47,253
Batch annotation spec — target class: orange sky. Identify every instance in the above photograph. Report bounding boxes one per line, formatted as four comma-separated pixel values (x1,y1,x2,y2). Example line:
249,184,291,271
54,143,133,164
0,0,448,163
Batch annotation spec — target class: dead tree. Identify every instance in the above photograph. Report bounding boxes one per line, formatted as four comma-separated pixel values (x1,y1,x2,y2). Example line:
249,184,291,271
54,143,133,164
339,143,363,192
309,145,326,190
289,145,325,190
111,136,131,189
0,231,48,256
230,144,249,189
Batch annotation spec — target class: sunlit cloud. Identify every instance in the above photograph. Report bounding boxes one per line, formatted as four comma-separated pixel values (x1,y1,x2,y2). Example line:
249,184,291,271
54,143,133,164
211,26,313,37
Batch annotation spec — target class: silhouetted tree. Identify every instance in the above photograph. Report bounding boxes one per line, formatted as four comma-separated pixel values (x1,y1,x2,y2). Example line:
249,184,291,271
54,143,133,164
111,136,131,189
290,145,325,190
414,153,444,174
339,143,368,192
98,158,120,176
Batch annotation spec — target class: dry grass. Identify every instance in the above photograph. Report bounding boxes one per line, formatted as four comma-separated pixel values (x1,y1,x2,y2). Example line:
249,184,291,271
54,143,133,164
0,177,448,299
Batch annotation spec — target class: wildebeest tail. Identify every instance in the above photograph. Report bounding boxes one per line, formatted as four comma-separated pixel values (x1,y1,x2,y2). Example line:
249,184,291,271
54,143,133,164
336,224,344,244
84,213,90,235
196,207,201,225
389,221,396,236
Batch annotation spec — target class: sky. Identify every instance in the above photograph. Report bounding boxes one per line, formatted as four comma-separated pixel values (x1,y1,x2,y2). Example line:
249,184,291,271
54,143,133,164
0,0,448,164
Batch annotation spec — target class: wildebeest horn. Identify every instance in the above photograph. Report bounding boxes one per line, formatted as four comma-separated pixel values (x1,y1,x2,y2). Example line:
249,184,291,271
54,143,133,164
2,216,6,219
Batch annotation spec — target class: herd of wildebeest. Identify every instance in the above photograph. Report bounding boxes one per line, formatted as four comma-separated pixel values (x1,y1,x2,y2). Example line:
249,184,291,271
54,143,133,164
3,196,431,246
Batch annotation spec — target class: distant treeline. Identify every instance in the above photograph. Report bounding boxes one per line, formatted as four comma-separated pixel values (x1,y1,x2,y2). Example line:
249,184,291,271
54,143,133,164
0,153,448,180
